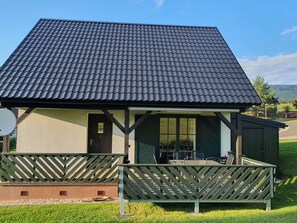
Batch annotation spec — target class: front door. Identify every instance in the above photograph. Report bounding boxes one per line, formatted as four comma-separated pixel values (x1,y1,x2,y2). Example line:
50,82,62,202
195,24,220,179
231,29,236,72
88,114,112,153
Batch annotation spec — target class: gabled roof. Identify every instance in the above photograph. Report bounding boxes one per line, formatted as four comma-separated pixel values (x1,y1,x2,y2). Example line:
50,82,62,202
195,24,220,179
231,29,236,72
0,19,261,108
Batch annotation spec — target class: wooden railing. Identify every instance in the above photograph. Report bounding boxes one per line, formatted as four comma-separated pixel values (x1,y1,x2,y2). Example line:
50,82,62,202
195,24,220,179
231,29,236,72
1,153,125,183
119,159,275,215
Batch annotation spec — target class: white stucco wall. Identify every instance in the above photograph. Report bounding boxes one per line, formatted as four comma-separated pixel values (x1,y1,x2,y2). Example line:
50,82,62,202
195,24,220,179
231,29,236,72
220,112,231,157
17,109,132,157
17,108,231,163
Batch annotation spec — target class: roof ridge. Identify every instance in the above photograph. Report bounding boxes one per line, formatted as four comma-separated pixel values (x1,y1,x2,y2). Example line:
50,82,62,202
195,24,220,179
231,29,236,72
39,18,218,29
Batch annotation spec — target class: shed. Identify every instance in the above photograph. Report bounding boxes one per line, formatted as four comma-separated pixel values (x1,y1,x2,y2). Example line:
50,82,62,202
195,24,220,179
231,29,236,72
231,114,287,172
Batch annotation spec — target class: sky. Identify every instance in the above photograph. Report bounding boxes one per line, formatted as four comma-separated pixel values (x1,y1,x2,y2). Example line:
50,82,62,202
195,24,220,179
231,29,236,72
0,0,296,84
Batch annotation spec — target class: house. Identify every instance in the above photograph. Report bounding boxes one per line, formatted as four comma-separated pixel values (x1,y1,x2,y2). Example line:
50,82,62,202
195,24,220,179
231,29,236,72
0,18,261,160
0,19,277,212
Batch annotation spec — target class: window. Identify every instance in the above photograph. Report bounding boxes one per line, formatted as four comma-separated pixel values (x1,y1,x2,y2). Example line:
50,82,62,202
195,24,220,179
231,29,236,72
160,118,177,160
159,117,196,162
97,122,104,134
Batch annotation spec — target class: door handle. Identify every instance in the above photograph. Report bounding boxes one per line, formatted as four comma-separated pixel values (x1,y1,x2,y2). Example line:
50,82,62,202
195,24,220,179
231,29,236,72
90,139,93,146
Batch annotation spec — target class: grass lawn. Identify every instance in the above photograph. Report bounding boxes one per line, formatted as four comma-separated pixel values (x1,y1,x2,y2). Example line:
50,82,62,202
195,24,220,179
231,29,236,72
1,140,297,223
276,118,297,123
285,119,297,124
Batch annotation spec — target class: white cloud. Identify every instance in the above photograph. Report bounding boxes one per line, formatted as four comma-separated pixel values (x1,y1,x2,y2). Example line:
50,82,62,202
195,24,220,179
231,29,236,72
154,0,164,8
281,26,297,35
238,53,297,85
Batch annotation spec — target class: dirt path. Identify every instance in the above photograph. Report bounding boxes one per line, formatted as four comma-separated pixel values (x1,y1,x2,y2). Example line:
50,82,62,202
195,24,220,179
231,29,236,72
280,122,297,140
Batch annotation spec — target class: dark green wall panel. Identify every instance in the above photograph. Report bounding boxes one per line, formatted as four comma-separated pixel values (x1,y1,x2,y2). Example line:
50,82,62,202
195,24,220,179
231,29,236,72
135,115,159,164
243,128,264,161
197,116,221,158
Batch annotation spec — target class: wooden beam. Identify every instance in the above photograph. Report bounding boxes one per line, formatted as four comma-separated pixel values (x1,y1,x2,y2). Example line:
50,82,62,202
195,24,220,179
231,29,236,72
16,107,35,125
124,109,129,154
214,112,238,136
2,135,10,152
128,111,152,133
235,113,243,164
101,109,125,133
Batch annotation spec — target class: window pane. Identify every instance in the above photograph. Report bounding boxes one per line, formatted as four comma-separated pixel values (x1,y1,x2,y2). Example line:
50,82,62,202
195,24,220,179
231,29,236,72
179,134,188,151
168,118,176,134
97,122,104,134
160,118,168,134
160,135,168,145
188,135,195,151
180,118,187,134
179,134,188,146
168,135,176,146
188,118,196,134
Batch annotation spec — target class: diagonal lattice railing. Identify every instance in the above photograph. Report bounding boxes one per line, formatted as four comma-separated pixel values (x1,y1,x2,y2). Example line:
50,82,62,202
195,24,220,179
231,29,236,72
119,158,275,214
1,153,125,183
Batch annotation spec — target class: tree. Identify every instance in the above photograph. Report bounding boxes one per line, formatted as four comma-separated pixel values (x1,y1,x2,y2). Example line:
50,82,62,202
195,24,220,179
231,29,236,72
252,75,279,118
294,97,297,109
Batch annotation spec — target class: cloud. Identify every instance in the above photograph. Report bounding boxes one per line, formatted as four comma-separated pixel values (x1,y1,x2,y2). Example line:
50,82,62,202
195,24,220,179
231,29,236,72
281,26,297,35
238,53,297,85
154,0,164,8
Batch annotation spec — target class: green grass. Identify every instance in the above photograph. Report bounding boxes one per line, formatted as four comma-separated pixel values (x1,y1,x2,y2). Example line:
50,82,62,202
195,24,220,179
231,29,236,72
276,117,297,123
1,141,297,223
285,119,297,123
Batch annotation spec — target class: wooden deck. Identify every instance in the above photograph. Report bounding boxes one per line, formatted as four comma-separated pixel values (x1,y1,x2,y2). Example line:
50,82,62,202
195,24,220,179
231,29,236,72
0,153,275,213
119,157,275,214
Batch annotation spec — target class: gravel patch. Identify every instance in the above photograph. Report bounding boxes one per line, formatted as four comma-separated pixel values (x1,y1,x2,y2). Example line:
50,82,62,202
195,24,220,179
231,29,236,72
280,122,297,140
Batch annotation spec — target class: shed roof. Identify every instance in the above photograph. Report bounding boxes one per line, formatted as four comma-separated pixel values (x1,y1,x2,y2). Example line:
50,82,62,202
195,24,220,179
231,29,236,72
241,114,287,129
0,19,261,108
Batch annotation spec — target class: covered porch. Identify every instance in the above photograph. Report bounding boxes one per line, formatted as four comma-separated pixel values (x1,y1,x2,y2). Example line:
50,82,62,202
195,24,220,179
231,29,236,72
2,105,244,165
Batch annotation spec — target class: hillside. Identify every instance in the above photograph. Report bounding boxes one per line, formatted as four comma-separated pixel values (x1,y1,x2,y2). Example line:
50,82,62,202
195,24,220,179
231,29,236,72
270,85,297,102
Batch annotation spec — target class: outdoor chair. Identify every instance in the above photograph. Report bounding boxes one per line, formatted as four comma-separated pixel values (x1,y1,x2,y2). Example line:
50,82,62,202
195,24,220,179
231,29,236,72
153,153,157,164
206,151,235,164
205,157,222,163
225,153,234,165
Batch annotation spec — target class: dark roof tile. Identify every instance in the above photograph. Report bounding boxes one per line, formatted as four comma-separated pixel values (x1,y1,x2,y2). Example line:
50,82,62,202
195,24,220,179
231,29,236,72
0,19,261,106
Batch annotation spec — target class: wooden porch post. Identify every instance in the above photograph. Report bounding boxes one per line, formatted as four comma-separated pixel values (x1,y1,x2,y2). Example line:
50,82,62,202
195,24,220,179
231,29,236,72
215,112,242,164
2,135,10,152
124,108,130,154
235,113,243,164
102,109,152,156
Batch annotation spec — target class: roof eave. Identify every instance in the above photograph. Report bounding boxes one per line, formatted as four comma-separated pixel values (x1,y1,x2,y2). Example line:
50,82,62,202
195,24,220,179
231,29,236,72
0,98,256,111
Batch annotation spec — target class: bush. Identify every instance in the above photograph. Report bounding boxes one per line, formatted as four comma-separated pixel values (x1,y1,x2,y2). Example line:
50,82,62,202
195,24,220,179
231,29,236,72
279,103,294,113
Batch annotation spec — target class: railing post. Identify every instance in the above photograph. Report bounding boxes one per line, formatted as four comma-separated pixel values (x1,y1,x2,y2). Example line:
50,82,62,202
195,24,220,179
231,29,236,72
0,154,3,182
194,200,200,213
270,167,274,198
266,200,271,211
119,166,125,216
